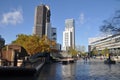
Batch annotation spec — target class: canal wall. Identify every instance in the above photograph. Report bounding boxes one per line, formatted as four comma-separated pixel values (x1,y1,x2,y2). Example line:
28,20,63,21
0,62,45,78
0,67,36,77
34,62,45,77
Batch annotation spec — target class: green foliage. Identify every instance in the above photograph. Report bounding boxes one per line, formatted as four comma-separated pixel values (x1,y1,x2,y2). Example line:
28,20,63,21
68,47,78,57
81,52,87,56
92,47,98,56
101,48,109,56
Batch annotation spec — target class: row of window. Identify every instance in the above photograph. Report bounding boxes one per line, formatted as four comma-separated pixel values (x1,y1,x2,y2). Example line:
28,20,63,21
90,35,120,51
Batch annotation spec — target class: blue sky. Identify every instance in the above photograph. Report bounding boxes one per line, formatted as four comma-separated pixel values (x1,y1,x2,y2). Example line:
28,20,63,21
0,0,120,51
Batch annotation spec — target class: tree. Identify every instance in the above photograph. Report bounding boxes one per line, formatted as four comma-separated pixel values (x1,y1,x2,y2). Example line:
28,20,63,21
92,47,98,56
50,40,57,53
101,48,109,56
100,10,120,34
12,34,42,55
68,47,78,57
75,45,86,53
39,35,57,53
12,34,57,55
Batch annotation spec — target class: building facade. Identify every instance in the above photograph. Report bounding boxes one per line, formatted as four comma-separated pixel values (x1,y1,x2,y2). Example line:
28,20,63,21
0,35,5,49
33,4,51,38
88,34,120,56
62,19,75,51
0,35,5,58
1,44,28,66
33,4,60,51
51,28,57,42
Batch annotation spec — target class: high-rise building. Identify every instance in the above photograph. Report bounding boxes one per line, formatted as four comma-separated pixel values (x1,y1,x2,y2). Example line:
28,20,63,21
51,28,57,42
62,19,75,51
33,4,60,51
0,35,5,58
33,4,51,38
0,35,5,48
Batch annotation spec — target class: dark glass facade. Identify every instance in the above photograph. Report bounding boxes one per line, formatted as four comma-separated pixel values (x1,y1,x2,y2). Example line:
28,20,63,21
33,4,51,38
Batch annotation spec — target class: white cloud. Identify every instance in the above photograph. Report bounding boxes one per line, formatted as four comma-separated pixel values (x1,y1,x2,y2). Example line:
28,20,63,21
76,13,85,27
79,13,84,24
0,8,23,25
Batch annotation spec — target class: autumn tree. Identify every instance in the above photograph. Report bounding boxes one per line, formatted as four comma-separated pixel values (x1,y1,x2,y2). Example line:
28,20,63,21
12,34,57,55
39,36,51,53
12,34,41,55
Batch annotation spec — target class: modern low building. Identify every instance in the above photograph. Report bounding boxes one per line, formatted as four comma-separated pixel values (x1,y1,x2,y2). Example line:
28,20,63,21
88,34,120,56
1,44,28,66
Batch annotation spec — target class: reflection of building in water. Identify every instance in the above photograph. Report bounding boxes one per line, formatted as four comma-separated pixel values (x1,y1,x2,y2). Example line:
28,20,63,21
88,33,120,56
62,64,76,79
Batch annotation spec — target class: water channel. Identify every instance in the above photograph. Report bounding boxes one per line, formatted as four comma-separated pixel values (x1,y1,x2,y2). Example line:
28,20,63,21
37,59,120,80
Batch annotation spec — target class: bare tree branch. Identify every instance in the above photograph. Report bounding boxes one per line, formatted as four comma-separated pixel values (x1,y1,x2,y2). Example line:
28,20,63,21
100,10,120,34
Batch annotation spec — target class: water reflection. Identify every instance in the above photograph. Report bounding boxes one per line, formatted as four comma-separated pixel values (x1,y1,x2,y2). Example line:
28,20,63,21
88,61,120,80
37,63,77,80
37,60,120,80
1,60,119,80
61,63,76,80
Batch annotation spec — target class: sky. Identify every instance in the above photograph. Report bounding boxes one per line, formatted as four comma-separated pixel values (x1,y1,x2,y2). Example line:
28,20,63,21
0,0,120,51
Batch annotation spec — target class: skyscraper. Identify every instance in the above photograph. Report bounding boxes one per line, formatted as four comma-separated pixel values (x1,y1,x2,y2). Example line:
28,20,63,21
51,28,57,42
62,19,75,51
33,4,51,38
33,4,59,50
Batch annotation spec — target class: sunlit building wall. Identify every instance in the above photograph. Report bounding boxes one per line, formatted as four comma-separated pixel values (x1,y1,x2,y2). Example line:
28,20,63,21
62,19,75,51
88,33,120,55
46,23,52,39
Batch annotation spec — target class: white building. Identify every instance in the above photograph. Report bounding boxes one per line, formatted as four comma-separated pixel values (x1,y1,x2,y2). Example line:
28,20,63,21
89,37,106,45
46,23,52,39
62,19,75,51
88,34,120,56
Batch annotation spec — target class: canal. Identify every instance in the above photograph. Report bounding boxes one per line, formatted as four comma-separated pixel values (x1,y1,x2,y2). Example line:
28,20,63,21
37,59,120,80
